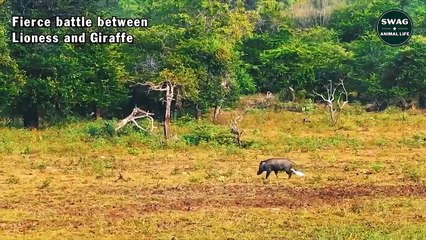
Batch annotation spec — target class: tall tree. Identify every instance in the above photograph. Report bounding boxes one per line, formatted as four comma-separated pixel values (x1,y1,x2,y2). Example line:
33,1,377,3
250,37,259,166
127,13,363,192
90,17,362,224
6,0,129,127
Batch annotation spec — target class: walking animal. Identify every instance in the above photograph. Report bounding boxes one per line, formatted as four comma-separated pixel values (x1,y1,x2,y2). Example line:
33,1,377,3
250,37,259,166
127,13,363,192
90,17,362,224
257,158,305,179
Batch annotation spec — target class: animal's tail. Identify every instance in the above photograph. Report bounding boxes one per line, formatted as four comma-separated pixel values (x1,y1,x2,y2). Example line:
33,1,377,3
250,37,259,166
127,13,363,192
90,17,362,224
291,168,305,176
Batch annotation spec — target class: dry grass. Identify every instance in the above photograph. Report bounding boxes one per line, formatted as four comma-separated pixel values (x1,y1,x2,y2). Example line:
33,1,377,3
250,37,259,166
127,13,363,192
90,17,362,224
0,97,425,239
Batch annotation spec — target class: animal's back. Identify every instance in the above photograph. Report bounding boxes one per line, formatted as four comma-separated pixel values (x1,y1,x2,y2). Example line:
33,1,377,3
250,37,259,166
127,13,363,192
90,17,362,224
264,158,294,171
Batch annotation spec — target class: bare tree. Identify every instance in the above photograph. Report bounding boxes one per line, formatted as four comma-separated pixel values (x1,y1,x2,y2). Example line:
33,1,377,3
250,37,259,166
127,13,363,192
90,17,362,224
142,80,178,139
313,79,348,126
229,113,244,147
115,107,155,132
288,87,296,102
399,97,416,111
212,74,232,123
195,104,202,121
212,100,223,123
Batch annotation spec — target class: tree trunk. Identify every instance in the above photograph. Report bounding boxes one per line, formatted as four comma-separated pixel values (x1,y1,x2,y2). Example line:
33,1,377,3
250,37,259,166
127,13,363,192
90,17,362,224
289,88,295,102
419,94,426,109
55,97,62,113
212,105,221,123
328,104,336,126
23,105,39,129
195,104,202,121
164,85,173,139
236,133,242,147
95,105,101,120
176,91,183,116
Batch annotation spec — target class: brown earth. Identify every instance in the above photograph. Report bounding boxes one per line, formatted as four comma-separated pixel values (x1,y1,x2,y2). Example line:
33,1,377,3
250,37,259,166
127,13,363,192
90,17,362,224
113,183,426,212
4,183,426,214
1,183,425,233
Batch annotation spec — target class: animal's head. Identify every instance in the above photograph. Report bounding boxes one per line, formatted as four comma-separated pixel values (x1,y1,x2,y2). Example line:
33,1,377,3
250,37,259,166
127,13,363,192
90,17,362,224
257,161,266,175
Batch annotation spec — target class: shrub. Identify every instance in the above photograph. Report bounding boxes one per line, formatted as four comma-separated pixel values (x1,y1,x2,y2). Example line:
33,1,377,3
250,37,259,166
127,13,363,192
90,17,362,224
85,121,116,138
182,124,234,146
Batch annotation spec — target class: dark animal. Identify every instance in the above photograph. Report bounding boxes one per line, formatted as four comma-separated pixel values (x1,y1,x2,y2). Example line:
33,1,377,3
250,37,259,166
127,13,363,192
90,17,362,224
257,158,305,179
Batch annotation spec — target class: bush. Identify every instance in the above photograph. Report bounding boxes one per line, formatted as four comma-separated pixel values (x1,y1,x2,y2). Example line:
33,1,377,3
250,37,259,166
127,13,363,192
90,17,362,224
182,124,235,146
85,121,116,138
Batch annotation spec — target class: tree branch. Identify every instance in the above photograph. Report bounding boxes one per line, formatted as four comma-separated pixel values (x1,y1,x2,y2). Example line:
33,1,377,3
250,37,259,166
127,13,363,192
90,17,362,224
115,107,155,132
229,113,245,147
314,79,349,126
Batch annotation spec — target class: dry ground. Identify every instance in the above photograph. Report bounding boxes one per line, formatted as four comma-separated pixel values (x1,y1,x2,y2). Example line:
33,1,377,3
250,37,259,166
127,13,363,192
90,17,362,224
0,101,425,239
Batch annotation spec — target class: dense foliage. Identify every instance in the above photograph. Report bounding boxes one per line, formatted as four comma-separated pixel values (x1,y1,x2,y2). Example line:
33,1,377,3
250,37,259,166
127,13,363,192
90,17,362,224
0,0,425,128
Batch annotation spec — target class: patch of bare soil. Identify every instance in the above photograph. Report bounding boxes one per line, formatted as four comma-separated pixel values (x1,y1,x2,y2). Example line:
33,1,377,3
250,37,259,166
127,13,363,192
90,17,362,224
1,183,425,232
115,183,426,213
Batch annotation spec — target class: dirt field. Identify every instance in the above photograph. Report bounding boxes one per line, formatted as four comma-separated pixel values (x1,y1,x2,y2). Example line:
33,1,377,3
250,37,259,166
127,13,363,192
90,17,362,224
1,105,425,239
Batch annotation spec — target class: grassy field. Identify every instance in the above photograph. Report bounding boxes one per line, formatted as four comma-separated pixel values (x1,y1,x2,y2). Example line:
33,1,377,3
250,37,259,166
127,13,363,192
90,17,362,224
0,97,425,239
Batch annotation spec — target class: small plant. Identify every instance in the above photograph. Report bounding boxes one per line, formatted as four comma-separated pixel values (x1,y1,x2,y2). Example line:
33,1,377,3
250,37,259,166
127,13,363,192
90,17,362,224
350,202,363,214
31,162,47,170
5,175,20,184
38,179,52,189
404,169,421,182
182,124,234,146
398,134,426,148
127,148,139,155
174,115,196,127
205,169,221,179
0,142,13,154
309,175,322,184
301,99,315,113
85,121,116,138
170,166,181,175
20,146,31,155
191,160,205,171
89,156,116,177
188,175,203,183
370,162,385,173
374,138,389,147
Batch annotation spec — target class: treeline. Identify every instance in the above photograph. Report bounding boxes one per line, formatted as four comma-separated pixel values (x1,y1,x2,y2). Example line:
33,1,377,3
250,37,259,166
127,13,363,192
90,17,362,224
0,0,425,128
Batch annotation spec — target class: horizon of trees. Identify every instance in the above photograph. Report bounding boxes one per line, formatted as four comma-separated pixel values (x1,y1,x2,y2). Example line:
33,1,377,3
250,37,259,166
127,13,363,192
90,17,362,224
0,0,425,129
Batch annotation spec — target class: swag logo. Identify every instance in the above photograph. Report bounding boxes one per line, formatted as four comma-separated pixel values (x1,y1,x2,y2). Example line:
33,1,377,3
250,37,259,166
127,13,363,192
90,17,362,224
376,9,413,46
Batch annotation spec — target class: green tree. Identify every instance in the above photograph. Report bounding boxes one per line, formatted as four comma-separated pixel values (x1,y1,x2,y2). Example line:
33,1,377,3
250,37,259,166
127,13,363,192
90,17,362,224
329,0,399,42
6,0,129,127
383,36,426,108
347,33,396,104
0,22,24,117
126,0,257,121
259,27,352,96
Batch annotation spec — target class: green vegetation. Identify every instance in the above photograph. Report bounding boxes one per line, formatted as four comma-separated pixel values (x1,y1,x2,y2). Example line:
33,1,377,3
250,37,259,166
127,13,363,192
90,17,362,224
0,0,425,128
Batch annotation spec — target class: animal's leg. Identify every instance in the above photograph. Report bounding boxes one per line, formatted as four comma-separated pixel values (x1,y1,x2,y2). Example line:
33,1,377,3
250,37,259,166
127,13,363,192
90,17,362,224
274,170,279,178
266,170,271,179
287,172,292,179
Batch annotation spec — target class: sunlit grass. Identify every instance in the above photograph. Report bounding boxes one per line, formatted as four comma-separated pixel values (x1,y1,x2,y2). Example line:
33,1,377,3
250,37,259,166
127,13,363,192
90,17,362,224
0,99,425,239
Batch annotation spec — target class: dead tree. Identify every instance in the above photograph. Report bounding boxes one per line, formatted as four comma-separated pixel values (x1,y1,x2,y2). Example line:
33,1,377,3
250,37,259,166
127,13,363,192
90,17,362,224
313,79,349,126
213,74,232,123
229,114,244,147
142,81,177,139
195,104,202,121
115,107,154,132
399,97,416,111
289,87,296,102
212,103,222,123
